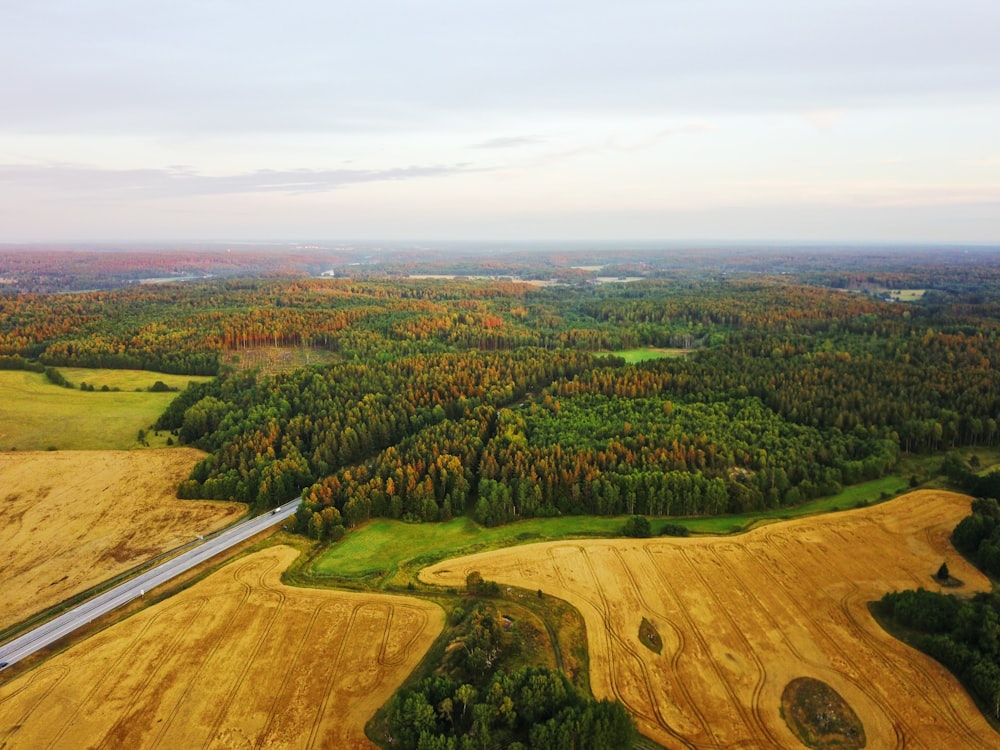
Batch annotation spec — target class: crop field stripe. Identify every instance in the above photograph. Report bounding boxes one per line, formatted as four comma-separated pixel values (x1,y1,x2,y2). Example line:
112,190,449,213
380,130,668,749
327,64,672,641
576,545,690,747
754,528,910,749
253,604,324,750
306,602,362,749
674,546,781,747
200,555,288,750
145,561,257,750
0,666,70,748
546,546,605,615
634,546,719,745
628,548,713,742
645,545,758,746
377,603,428,668
826,524,926,590
97,599,213,750
608,547,704,747
707,544,812,663
46,595,208,750
377,602,394,666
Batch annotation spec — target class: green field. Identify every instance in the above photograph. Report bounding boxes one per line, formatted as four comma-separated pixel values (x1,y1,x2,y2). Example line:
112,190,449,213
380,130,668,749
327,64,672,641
679,475,911,534
0,369,210,450
612,348,690,363
309,515,629,586
887,289,927,302
310,474,916,587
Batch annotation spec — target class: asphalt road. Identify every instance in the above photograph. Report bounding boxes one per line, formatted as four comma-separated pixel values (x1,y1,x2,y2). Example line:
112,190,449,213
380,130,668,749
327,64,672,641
0,500,301,671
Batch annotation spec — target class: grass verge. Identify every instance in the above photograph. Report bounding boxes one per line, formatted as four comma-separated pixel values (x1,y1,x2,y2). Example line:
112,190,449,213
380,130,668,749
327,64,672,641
308,474,920,585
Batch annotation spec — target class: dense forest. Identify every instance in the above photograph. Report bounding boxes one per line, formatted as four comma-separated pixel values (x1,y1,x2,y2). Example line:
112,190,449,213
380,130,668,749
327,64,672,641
5,257,1000,530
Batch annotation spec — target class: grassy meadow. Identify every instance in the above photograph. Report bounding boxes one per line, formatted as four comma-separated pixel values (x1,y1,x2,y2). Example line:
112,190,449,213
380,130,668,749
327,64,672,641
310,472,921,587
0,368,210,450
612,347,691,363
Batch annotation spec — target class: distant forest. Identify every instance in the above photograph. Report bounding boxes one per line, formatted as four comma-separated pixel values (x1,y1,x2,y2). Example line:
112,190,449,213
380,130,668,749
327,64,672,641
3,246,1000,534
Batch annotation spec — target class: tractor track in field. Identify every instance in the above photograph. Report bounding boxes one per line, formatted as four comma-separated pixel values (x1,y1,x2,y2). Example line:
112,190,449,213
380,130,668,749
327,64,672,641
142,561,259,750
579,546,696,749
200,556,287,750
306,602,361,749
57,596,208,750
0,666,69,749
758,528,910,749
675,545,782,748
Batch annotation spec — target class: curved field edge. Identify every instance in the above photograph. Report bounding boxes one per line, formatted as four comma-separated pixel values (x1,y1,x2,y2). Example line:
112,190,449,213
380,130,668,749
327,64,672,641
418,491,999,748
0,545,445,750
305,472,922,589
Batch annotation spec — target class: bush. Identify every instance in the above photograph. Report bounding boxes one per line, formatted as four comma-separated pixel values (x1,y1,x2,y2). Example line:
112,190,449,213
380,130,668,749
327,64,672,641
660,523,690,537
622,515,651,538
44,366,70,388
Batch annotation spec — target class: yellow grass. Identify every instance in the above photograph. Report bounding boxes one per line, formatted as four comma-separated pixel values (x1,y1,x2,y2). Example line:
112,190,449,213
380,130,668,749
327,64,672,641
421,490,998,748
0,546,444,750
0,449,243,631
887,289,927,301
55,367,211,392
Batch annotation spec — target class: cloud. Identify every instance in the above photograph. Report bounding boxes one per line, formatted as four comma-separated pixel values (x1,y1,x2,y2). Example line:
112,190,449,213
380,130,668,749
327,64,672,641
0,162,476,198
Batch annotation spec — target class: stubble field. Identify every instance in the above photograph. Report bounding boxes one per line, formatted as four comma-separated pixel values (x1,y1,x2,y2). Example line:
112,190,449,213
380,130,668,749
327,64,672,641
422,490,997,749
0,545,444,749
0,449,243,631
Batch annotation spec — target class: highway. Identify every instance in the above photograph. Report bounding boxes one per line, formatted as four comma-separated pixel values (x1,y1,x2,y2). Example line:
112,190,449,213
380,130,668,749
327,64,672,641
0,500,301,671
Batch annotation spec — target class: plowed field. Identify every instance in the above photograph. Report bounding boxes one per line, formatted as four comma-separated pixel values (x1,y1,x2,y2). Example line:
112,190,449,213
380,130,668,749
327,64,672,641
0,449,243,631
422,490,998,748
0,546,444,749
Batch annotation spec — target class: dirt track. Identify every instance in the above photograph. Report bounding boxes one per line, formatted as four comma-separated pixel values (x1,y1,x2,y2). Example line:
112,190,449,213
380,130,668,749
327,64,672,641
0,449,243,631
422,491,997,749
0,545,444,749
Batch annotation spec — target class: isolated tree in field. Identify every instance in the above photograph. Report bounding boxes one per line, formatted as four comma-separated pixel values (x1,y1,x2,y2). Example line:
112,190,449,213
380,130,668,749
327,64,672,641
937,561,950,581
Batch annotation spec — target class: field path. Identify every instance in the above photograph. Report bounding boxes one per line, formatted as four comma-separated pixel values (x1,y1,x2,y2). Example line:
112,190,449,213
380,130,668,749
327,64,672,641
0,546,444,750
421,490,998,749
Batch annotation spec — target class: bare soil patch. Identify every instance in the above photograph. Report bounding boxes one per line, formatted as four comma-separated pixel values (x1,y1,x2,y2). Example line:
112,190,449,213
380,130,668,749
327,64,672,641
0,546,443,750
421,490,998,748
0,449,243,631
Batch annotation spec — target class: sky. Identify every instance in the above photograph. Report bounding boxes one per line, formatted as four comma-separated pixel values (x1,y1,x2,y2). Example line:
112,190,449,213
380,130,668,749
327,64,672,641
1,0,998,244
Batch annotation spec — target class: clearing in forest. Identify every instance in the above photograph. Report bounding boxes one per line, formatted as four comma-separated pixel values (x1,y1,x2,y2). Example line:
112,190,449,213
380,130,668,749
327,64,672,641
0,546,444,750
0,449,243,631
421,490,998,749
0,369,210,450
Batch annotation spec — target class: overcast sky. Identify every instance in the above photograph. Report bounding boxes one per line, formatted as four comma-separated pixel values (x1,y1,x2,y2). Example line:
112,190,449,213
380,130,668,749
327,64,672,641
1,0,998,243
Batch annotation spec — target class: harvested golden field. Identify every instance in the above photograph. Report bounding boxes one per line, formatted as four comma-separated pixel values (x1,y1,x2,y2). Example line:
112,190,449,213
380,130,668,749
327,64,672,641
0,449,243,631
0,546,443,750
422,490,997,749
